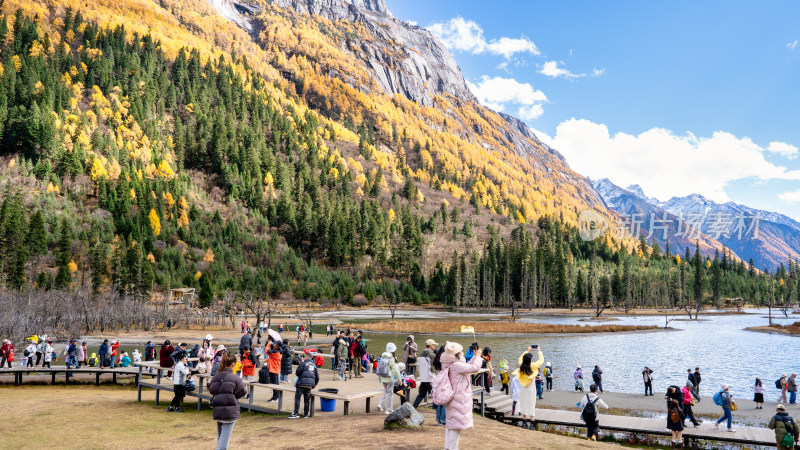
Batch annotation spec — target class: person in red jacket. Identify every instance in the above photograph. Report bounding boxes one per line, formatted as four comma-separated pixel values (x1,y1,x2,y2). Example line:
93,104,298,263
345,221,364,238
266,339,282,402
0,340,14,368
241,348,256,382
160,340,175,378
109,340,121,368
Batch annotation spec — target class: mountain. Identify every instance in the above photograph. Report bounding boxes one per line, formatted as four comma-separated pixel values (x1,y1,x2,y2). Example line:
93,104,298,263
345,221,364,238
592,179,723,257
595,178,800,270
660,195,800,271
0,0,621,302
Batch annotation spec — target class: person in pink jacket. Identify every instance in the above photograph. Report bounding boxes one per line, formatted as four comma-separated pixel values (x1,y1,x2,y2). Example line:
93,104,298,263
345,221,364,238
439,341,483,450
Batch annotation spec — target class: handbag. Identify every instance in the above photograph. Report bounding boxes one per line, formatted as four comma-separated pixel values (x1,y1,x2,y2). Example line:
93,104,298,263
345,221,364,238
184,380,196,392
730,400,737,411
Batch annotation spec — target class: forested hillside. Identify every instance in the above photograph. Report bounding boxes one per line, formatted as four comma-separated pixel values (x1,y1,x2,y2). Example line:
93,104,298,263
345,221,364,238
0,0,798,314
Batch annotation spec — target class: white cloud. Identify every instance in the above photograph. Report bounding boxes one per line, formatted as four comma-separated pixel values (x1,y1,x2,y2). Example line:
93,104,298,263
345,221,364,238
767,141,799,159
406,20,418,27
539,60,585,79
779,189,800,204
517,104,545,120
467,76,547,116
428,17,539,59
428,17,486,54
592,68,605,77
788,40,799,50
545,118,800,203
486,37,539,59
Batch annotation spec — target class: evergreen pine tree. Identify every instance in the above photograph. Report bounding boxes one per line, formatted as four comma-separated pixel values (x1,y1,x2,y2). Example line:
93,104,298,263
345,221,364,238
54,218,73,289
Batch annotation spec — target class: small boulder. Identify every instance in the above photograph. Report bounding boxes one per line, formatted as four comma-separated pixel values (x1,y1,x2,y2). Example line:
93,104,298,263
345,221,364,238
384,403,425,428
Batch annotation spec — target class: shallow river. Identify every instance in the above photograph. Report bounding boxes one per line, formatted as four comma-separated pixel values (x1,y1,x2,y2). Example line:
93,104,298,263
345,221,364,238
332,309,798,399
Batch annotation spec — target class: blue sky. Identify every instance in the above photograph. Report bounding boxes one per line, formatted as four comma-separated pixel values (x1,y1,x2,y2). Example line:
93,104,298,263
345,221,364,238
386,1,800,220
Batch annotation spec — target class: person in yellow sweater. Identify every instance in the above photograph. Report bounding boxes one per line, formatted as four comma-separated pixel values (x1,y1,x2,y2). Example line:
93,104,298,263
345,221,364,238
511,346,544,429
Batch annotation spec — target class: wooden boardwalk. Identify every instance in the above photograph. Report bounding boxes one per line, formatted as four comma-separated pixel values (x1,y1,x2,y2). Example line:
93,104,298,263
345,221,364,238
475,391,778,447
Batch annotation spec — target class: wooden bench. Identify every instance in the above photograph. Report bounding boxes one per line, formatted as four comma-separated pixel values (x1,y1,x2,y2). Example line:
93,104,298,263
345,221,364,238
0,366,144,385
136,361,385,416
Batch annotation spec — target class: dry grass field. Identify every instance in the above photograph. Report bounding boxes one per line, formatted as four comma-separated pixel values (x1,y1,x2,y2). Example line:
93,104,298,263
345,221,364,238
348,320,656,334
0,385,612,449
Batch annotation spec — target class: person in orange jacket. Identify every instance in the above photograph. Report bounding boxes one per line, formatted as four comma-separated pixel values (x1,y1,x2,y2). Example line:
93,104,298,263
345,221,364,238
266,338,282,402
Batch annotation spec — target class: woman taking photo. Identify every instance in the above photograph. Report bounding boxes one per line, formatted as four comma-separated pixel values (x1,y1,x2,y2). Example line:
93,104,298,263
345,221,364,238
439,341,483,450
209,352,247,450
512,346,544,429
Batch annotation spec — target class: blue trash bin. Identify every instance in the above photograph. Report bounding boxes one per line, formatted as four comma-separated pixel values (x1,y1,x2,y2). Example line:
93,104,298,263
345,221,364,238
319,388,338,412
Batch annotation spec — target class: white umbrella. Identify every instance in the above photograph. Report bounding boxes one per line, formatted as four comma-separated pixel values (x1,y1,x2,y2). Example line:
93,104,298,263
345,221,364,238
267,328,282,343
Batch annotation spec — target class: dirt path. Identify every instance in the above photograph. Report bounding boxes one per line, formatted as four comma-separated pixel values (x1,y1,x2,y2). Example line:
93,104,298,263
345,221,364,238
0,385,613,449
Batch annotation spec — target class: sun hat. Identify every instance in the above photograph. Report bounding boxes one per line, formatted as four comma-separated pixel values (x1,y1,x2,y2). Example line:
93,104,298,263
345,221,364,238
398,363,406,372
386,342,397,353
721,383,729,390
778,404,787,411
216,344,226,353
205,334,213,341
425,339,438,347
444,341,463,356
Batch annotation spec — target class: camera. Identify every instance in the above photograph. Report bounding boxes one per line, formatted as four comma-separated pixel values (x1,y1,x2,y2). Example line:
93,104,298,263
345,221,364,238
531,344,538,349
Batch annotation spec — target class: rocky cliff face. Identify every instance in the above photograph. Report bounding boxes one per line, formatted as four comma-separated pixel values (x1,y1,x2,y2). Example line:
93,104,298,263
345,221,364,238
273,0,475,108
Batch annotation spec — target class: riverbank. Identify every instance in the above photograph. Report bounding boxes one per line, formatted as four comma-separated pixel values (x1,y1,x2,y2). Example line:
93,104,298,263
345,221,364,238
747,322,800,336
348,320,658,334
0,385,612,449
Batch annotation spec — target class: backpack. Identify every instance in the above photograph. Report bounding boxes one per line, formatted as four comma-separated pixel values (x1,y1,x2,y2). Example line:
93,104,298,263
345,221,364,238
432,367,455,405
88,357,96,366
782,422,796,448
713,390,724,406
543,367,551,377
582,395,599,422
258,366,269,383
189,347,199,359
23,349,30,357
777,378,784,389
669,406,682,423
376,357,391,378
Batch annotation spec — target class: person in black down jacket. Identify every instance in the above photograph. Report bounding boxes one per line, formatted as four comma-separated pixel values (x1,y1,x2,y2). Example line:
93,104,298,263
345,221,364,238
288,352,319,419
280,341,293,382
209,353,247,450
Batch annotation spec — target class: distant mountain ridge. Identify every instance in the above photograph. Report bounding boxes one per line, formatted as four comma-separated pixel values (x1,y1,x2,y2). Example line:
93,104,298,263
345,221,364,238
594,178,800,270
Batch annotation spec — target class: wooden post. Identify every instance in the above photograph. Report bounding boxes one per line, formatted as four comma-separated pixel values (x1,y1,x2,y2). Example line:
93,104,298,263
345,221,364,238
51,372,56,385
278,390,283,411
155,369,162,405
344,400,350,416
248,385,254,412
113,372,117,384
197,377,203,412
480,389,485,416
138,366,143,402
310,396,316,417
96,372,100,386
366,397,371,414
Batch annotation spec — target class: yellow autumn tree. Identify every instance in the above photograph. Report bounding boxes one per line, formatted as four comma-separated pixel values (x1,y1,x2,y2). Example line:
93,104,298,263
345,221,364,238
177,196,190,229
203,248,215,263
148,209,161,236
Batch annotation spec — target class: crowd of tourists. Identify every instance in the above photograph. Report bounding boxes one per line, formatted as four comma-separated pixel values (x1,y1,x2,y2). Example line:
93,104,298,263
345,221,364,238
3,327,800,450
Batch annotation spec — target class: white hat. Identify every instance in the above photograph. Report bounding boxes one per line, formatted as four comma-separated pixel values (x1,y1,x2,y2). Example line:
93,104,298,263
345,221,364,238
721,383,729,390
398,363,406,372
386,342,397,353
216,344,226,353
444,341,463,356
546,362,551,367
205,334,213,341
